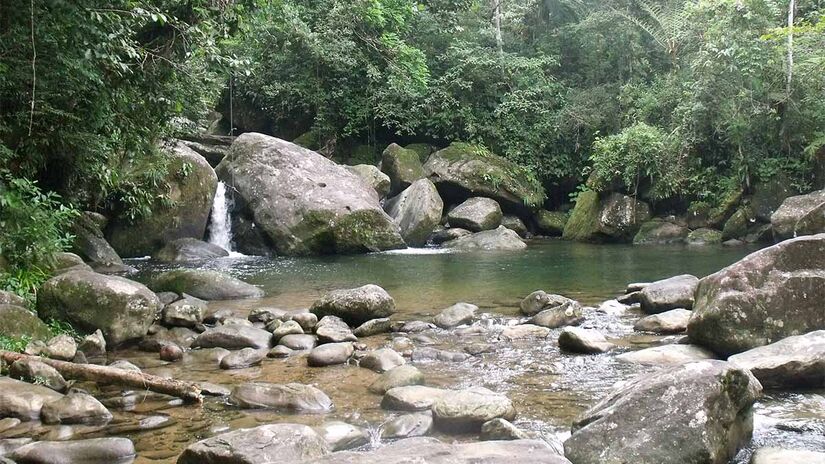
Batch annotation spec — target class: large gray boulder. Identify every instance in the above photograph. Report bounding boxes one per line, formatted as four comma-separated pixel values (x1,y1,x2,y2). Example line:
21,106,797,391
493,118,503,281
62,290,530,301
633,220,689,245
107,141,217,257
431,387,516,433
228,383,333,412
71,211,122,266
639,274,699,314
728,330,825,388
564,360,762,464
152,238,228,262
216,133,405,255
383,179,443,246
770,189,825,240
0,376,63,421
443,226,527,251
10,438,135,464
381,143,426,195
37,270,159,345
688,234,825,356
310,285,396,326
150,269,263,300
177,423,330,464
344,164,391,198
447,197,503,232
0,304,51,340
563,191,651,242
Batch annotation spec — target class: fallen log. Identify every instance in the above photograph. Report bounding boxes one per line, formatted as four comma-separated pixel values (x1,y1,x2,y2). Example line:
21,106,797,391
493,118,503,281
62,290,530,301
0,351,203,403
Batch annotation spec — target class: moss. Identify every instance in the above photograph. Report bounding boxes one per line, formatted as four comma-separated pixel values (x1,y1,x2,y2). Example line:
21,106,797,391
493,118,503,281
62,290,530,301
404,143,436,163
721,206,755,240
333,210,405,253
535,210,568,235
562,190,601,242
709,187,743,227
382,144,426,195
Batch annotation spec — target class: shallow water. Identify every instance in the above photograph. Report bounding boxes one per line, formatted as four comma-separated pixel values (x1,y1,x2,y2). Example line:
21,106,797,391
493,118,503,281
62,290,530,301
5,240,823,462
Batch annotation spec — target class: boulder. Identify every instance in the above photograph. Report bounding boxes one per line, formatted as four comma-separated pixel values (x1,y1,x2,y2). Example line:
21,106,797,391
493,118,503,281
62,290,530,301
383,179,443,246
423,142,545,216
428,227,471,244
42,334,76,361
432,387,516,433
162,295,206,328
443,226,527,251
193,325,272,350
107,141,217,257
638,274,699,314
688,234,825,356
215,133,404,255
359,348,405,373
750,448,825,464
380,412,433,439
634,308,692,334
71,211,122,266
314,422,369,451
9,438,135,464
140,326,197,352
160,343,184,361
616,344,716,366
353,318,392,337
0,376,63,421
278,334,317,351
40,391,112,424
307,342,354,367
520,291,576,317
771,189,825,240
447,197,503,232
558,327,613,354
480,418,530,440
345,164,391,198
405,143,437,163
381,143,426,195
632,220,689,245
228,383,333,412
310,285,395,326
314,316,357,343
534,210,567,236
177,424,330,464
9,359,67,392
78,330,107,359
0,290,25,306
752,176,797,222
219,347,266,369
150,269,263,300
563,360,762,464
0,304,51,340
432,302,477,329
37,270,159,345
563,191,651,242
728,330,825,388
686,227,723,245
501,215,528,237
368,365,424,394
382,386,448,411
722,206,757,241
500,324,550,340
152,238,228,263
530,301,584,328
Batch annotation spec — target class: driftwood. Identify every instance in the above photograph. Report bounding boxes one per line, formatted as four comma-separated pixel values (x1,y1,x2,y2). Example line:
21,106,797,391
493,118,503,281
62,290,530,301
0,351,203,403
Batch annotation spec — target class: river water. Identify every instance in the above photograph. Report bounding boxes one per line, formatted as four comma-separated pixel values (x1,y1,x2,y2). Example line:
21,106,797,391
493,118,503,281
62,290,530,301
11,240,823,462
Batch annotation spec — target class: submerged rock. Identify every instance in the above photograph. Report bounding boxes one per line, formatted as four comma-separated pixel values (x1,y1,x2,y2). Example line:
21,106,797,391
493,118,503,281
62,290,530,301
229,383,333,412
9,437,135,464
447,197,503,232
638,274,699,314
500,324,550,340
633,308,692,334
359,348,405,373
432,387,516,434
177,423,330,464
193,325,272,350
443,226,527,251
411,347,470,363
750,447,825,464
616,344,716,366
384,179,443,246
380,412,433,439
728,330,825,388
688,234,825,355
150,269,263,300
564,360,762,464
40,391,112,425
311,285,396,326
152,238,228,263
307,342,354,367
771,189,825,240
314,421,369,451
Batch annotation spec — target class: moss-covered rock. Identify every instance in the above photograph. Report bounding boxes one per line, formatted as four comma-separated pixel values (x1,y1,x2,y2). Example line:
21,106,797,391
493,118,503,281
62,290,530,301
150,269,264,301
563,191,650,242
534,210,568,236
404,143,437,164
0,304,51,340
751,175,797,222
708,188,743,228
345,165,391,198
107,141,218,257
423,143,545,215
686,228,723,245
633,220,688,245
722,206,756,240
381,143,426,196
562,191,601,242
71,212,122,266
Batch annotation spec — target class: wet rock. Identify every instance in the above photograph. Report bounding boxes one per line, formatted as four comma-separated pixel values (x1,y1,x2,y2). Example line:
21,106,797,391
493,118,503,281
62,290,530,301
268,345,293,358
382,386,448,411
353,318,392,337
359,348,405,373
639,274,699,314
0,304,51,340
37,270,160,346
40,391,112,424
500,324,550,340
345,164,391,198
159,343,184,362
156,291,180,307
530,301,584,328
396,320,436,333
162,295,206,328
308,342,354,367
152,238,228,263
78,330,106,359
288,312,319,332
311,285,395,326
558,327,613,354
219,347,266,369
771,190,825,240
369,365,424,394
9,437,135,464
382,143,426,196
616,344,716,366
634,308,692,334
501,215,528,237
314,316,357,343
616,291,641,305
535,210,568,236
728,330,825,388
216,133,404,255
140,326,198,352
314,421,369,451
0,418,21,433
108,360,142,372
443,226,527,251
447,197,503,232
384,179,443,246
248,307,286,324
411,347,470,363
432,387,516,433
9,359,67,392
380,412,433,439
480,418,529,440
750,447,825,464
686,228,723,245
177,423,330,464
688,234,825,355
563,360,762,464
520,291,576,317
278,334,317,351
223,317,253,327
596,299,629,315
0,437,31,456
632,220,689,245
273,320,304,341
433,302,477,329
229,383,333,412
193,325,272,350
150,269,263,300
429,227,472,244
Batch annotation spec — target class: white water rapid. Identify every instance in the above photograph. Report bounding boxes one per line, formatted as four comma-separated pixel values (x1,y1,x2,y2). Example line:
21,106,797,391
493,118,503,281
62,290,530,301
208,181,235,253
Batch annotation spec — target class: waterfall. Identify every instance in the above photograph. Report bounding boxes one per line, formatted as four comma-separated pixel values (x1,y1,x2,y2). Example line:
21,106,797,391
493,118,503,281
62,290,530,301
208,181,234,252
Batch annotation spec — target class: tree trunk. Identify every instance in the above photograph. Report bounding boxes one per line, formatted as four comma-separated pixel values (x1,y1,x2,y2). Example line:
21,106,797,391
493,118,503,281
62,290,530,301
492,0,503,55
0,351,203,403
787,0,794,97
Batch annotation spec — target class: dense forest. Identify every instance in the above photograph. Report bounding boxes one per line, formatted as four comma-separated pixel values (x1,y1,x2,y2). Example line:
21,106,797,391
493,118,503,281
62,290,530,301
1,0,824,294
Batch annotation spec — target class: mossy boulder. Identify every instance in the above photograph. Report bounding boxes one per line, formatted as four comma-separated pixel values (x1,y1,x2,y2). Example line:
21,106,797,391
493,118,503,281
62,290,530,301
709,187,743,228
150,269,264,300
0,304,51,340
107,141,218,257
381,143,426,196
345,165,391,198
771,189,825,240
534,210,568,236
563,191,650,242
751,175,797,222
71,212,122,266
384,179,443,246
686,228,723,245
423,143,545,216
37,270,160,345
633,220,688,245
216,133,404,255
722,206,756,240
447,197,503,232
404,143,437,164
562,191,600,242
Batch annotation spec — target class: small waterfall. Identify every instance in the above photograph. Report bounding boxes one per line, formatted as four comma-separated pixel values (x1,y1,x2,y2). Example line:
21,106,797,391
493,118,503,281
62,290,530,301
208,181,234,252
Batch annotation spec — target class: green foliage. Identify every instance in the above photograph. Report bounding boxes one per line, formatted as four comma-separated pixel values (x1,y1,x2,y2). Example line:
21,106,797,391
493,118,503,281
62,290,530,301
0,334,30,353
